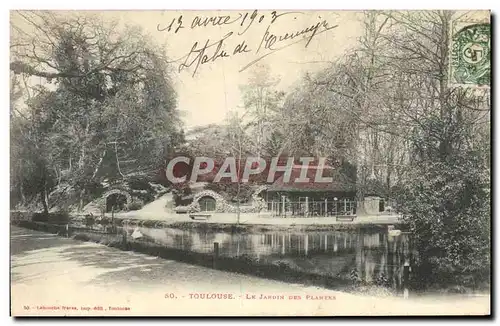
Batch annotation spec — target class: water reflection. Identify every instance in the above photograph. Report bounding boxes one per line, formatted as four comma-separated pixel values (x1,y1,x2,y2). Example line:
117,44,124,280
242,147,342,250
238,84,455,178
131,226,410,289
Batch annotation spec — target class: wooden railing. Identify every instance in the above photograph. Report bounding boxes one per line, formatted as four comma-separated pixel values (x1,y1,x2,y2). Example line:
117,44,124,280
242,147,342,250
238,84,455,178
266,199,357,217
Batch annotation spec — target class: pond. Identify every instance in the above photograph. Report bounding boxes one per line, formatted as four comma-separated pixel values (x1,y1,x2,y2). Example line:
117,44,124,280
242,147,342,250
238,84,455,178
131,225,412,289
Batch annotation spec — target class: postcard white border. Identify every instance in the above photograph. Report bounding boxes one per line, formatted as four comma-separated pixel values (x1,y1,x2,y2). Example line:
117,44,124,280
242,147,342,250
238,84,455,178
2,1,497,325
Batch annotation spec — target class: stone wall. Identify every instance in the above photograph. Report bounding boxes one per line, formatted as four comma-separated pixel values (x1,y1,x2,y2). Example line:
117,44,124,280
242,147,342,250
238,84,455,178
174,186,268,214
83,188,133,214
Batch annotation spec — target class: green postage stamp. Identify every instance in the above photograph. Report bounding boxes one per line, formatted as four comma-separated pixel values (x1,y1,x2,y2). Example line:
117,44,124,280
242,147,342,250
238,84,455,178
449,19,491,87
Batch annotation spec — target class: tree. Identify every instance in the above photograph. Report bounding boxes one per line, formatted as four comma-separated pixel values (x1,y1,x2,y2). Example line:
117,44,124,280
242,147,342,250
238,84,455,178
223,111,253,224
10,11,182,211
398,130,490,289
376,10,491,289
271,10,490,288
239,64,285,158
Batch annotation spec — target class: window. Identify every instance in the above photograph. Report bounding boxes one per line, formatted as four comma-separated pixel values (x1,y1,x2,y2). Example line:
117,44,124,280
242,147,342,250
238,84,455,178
198,196,216,211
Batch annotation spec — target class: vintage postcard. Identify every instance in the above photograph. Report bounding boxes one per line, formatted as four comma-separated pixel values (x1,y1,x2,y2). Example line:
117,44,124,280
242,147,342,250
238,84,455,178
9,9,491,316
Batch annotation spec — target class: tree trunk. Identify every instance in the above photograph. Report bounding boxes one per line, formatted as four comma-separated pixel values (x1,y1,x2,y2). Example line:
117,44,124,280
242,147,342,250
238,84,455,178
236,160,241,225
18,169,26,206
79,189,86,212
438,11,452,159
115,141,124,178
20,182,26,206
78,119,90,169
92,149,107,179
41,186,49,214
78,145,86,169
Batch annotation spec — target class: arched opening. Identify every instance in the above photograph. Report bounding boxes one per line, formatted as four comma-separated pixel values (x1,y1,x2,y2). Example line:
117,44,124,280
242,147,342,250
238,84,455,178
106,193,128,212
379,199,385,212
198,196,216,212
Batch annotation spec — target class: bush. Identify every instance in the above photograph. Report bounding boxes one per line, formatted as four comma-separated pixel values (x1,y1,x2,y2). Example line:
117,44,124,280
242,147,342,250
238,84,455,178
127,176,153,191
204,182,253,203
32,211,70,224
85,214,96,228
132,190,155,204
49,211,71,224
398,150,490,290
32,212,49,222
128,199,144,211
173,185,193,206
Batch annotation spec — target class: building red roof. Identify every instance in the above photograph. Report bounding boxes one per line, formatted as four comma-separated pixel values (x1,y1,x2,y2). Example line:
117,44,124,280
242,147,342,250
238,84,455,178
268,165,356,192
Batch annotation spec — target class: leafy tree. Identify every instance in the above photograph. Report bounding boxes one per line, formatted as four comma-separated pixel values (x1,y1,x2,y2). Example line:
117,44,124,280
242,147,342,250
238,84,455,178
239,64,285,157
398,127,490,289
10,11,182,211
270,10,491,289
378,10,491,289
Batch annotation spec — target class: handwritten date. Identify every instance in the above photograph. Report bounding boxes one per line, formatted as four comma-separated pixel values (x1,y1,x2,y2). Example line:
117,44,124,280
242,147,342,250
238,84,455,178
162,10,338,77
158,10,297,36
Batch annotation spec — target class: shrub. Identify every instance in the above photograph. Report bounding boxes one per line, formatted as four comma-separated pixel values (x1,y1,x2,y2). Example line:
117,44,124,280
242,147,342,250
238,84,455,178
172,185,193,206
398,150,490,290
32,212,49,222
127,175,154,191
132,191,155,204
204,182,253,203
32,211,71,224
84,214,96,228
49,211,71,224
128,199,144,211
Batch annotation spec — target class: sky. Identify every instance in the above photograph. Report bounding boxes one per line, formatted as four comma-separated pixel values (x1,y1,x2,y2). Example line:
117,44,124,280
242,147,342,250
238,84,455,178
12,10,488,129
96,10,364,128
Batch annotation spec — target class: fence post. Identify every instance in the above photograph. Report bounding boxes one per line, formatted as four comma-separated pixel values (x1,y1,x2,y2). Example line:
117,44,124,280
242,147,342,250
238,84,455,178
122,228,128,249
66,224,69,238
403,261,410,299
110,206,114,233
213,242,219,269
281,196,286,218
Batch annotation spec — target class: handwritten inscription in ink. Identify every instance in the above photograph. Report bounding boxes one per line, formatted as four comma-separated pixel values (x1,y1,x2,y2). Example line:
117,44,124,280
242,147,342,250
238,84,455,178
157,10,339,76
